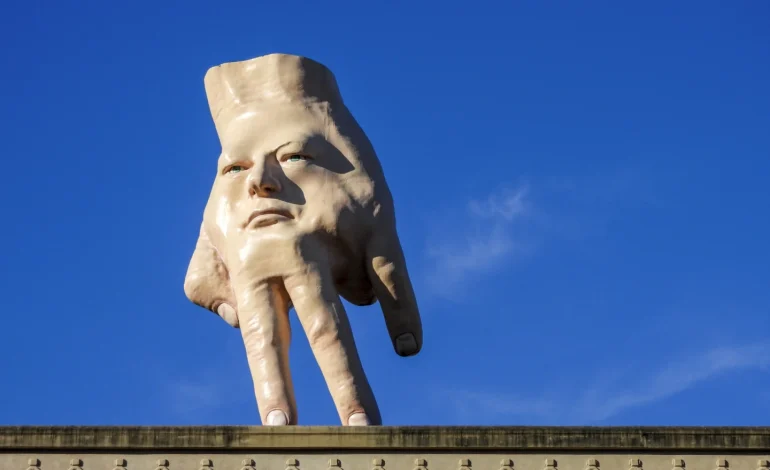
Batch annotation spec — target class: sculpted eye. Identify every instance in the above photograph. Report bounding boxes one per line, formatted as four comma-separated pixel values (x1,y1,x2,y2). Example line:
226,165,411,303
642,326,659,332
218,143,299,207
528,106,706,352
225,165,247,174
284,154,309,163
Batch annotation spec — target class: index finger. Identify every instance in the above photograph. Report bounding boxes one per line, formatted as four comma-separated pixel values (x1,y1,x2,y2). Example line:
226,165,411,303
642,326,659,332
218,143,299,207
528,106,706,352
234,278,297,425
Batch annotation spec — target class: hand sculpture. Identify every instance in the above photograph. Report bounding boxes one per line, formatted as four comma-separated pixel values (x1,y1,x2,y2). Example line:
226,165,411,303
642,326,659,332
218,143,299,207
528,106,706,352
183,54,423,426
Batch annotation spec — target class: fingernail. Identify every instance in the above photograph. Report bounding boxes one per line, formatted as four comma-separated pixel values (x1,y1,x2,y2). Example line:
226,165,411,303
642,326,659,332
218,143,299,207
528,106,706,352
395,333,418,356
266,409,288,425
217,303,238,327
348,412,370,426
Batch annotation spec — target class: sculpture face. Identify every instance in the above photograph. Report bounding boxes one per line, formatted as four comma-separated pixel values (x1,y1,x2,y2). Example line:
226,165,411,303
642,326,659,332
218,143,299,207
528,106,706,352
203,105,361,273
184,54,423,426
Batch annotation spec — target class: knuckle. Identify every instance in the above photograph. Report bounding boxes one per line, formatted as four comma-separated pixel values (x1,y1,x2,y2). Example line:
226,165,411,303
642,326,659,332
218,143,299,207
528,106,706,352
184,273,219,312
305,318,338,349
183,273,206,302
242,318,278,348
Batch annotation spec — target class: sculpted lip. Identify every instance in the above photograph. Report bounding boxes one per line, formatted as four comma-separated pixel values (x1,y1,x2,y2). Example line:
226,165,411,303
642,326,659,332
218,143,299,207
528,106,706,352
244,209,294,228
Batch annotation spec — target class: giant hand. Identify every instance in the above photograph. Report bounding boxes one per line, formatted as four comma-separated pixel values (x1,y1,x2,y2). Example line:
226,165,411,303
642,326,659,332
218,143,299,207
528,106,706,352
183,54,423,426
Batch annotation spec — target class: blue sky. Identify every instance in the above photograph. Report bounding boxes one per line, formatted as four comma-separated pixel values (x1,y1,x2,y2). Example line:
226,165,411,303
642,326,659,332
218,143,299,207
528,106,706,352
1,1,769,426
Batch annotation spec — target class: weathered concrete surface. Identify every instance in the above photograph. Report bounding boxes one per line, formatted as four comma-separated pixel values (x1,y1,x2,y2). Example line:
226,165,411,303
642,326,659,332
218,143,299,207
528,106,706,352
1,427,769,470
2,426,770,450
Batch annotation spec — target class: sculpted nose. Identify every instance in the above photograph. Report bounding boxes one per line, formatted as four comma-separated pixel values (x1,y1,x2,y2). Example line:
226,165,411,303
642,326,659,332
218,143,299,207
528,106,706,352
247,161,281,197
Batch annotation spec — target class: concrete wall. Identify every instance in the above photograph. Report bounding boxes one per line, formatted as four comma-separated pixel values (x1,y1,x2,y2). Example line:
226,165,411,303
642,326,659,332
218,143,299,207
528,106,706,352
1,427,769,470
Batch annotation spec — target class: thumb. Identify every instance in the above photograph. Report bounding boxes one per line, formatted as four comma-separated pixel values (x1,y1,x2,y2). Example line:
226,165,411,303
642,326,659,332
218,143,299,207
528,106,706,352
184,223,239,328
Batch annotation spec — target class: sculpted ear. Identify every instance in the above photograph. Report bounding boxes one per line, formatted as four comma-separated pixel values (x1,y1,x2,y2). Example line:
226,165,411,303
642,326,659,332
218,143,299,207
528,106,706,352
184,223,239,328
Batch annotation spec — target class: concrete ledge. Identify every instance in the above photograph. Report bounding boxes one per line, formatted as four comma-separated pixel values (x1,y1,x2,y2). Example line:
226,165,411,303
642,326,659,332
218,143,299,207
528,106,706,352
2,426,770,451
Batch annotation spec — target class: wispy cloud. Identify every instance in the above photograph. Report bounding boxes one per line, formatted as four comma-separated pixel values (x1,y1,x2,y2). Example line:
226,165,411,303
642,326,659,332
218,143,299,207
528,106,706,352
419,166,661,298
424,184,534,296
449,390,558,421
160,358,251,420
467,187,530,221
580,343,770,422
167,379,226,415
446,344,770,424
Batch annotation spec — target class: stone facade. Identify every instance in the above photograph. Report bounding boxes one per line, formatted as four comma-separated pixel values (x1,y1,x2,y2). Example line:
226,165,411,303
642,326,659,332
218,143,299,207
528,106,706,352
1,427,769,470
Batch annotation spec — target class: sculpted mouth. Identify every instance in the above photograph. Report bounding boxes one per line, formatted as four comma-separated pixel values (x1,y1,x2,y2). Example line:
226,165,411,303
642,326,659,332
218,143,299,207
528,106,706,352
244,209,294,229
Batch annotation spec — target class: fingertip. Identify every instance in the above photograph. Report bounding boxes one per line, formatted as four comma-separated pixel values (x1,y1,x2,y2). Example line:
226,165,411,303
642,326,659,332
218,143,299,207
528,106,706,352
347,412,371,426
217,303,239,327
265,409,289,426
394,332,420,356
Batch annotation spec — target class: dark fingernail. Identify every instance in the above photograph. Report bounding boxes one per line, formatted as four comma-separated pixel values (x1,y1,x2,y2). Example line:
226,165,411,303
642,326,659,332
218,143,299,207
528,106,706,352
395,333,418,356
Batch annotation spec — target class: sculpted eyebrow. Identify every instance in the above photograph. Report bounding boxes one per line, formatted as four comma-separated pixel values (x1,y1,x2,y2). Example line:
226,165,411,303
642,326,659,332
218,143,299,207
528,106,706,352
276,134,330,155
271,140,307,155
272,142,294,154
218,153,240,165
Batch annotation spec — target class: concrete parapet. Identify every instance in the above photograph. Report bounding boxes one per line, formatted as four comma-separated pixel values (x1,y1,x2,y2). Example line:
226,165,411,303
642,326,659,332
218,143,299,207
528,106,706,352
1,427,769,470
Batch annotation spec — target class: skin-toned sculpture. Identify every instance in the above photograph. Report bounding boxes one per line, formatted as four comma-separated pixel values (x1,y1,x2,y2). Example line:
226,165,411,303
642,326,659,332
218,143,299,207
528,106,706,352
183,53,423,426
